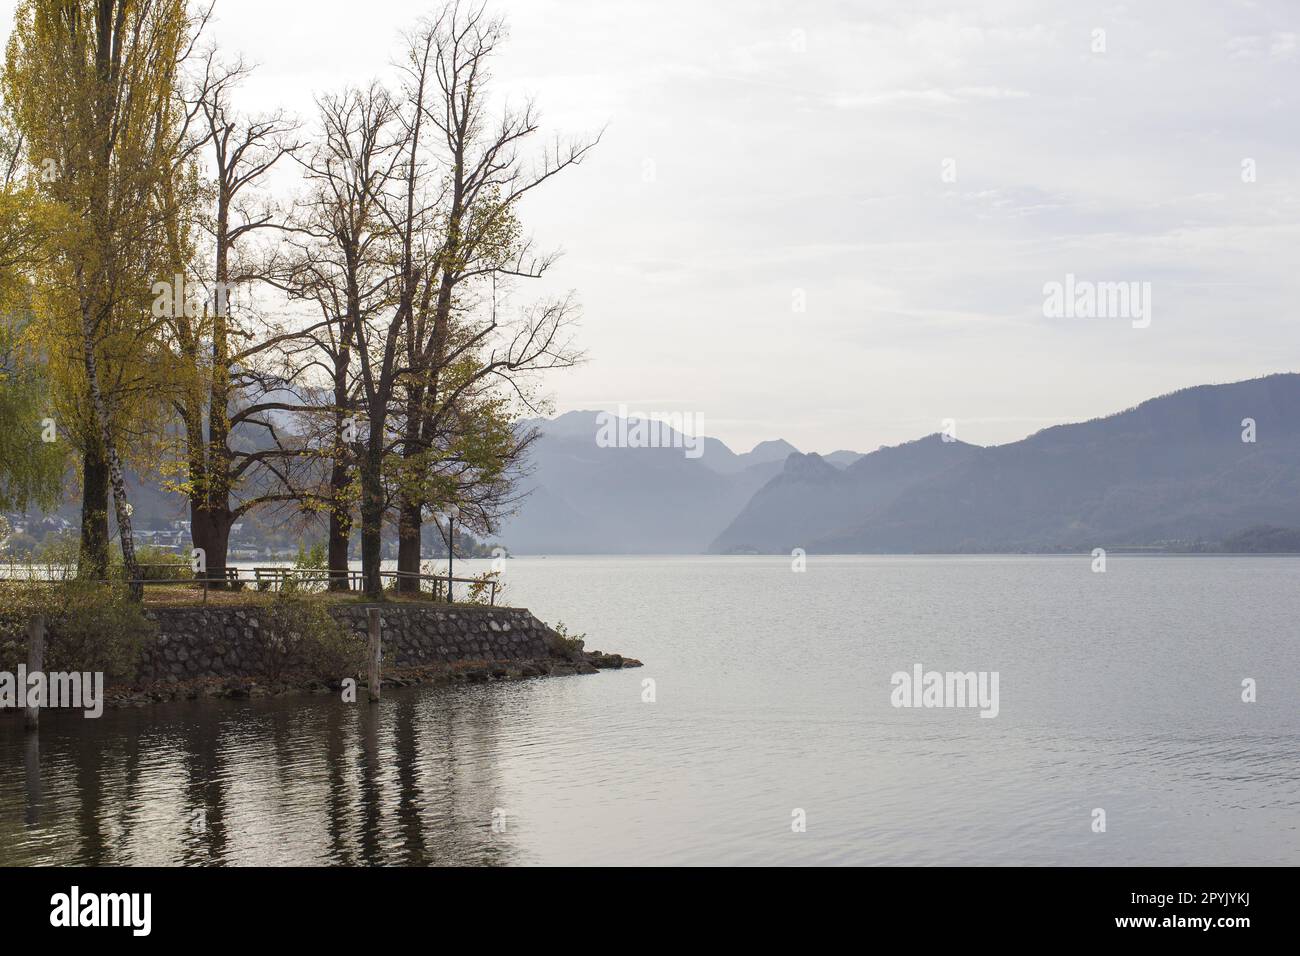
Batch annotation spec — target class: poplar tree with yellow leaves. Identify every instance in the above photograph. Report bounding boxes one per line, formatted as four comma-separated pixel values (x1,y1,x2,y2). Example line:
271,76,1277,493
3,0,203,596
0,114,65,514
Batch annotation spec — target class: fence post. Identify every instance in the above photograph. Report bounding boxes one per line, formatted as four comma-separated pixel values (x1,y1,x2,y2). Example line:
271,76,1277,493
24,615,45,731
367,607,382,703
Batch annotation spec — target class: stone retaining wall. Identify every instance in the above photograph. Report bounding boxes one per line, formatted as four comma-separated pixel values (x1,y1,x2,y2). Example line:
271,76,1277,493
138,603,563,683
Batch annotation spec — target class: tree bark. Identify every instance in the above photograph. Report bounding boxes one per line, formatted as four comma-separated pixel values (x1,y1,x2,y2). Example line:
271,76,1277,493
395,387,424,593
359,459,384,598
205,194,234,581
190,501,232,587
79,440,110,580
81,310,141,600
205,518,231,587
327,456,352,591
396,498,422,593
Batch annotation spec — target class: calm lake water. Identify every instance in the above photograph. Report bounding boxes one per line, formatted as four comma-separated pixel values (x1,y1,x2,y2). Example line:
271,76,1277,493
2,555,1297,866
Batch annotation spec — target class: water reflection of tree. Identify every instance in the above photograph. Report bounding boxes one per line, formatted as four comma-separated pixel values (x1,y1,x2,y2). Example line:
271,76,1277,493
72,723,110,863
178,709,231,864
391,696,427,864
348,684,519,866
356,704,385,864
1,682,530,866
323,702,355,865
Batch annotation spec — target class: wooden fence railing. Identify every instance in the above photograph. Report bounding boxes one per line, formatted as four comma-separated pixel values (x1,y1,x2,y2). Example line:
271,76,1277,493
0,565,496,604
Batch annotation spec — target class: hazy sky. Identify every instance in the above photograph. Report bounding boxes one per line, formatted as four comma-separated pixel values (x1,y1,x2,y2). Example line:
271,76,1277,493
5,0,1299,455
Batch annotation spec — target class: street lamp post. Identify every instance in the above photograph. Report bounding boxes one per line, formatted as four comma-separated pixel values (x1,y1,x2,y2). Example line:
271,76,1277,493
445,504,459,604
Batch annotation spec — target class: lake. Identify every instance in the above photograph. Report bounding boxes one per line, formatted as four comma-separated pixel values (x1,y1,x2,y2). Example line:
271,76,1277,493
2,554,1297,865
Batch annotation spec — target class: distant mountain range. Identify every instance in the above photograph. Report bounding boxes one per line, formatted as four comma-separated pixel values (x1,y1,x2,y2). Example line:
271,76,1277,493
501,374,1300,554
496,411,800,553
9,374,1300,557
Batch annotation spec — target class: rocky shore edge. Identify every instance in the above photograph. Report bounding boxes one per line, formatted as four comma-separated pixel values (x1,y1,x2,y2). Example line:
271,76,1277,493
104,645,642,708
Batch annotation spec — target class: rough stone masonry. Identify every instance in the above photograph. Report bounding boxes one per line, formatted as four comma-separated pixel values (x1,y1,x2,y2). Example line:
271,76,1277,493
136,603,636,686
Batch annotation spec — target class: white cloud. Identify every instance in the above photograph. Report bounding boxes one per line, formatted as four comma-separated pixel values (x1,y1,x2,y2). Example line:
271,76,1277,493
2,0,1298,454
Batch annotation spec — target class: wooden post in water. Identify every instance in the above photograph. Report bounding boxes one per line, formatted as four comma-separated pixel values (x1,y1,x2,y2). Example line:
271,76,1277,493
367,607,382,702
24,616,44,731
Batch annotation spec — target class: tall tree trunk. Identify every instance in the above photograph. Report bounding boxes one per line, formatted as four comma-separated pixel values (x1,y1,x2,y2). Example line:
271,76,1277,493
81,310,141,600
106,438,141,602
359,458,384,598
189,496,210,579
327,456,352,591
80,340,139,598
328,350,353,590
395,392,424,594
396,499,422,593
203,517,231,587
190,502,232,587
180,393,221,585
79,440,110,580
205,200,234,586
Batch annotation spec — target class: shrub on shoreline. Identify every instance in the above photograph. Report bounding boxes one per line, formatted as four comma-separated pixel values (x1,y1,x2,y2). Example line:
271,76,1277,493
0,579,155,679
119,546,195,581
547,620,586,657
465,570,503,606
260,590,364,683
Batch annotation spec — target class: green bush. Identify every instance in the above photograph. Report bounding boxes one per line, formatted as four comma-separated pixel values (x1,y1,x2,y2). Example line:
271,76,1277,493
294,541,327,568
113,545,194,581
34,532,79,579
548,620,586,656
260,590,364,682
465,570,503,606
2,530,38,558
286,541,328,593
0,579,155,680
1,530,76,580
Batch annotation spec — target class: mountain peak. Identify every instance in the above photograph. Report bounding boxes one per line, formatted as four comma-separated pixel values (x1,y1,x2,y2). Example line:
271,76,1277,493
743,438,800,464
749,437,797,453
